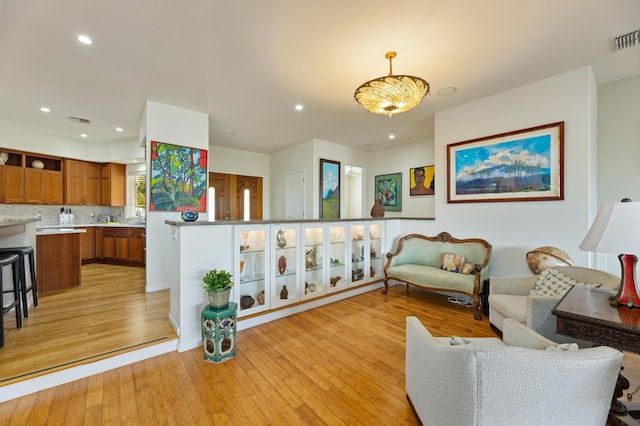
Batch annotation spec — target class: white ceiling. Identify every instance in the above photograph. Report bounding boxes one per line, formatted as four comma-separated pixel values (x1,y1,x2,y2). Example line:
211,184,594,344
0,0,638,155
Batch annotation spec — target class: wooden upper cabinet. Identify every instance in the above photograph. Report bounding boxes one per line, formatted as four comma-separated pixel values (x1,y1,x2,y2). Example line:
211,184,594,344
0,149,62,204
101,163,126,206
0,166,25,203
65,159,102,205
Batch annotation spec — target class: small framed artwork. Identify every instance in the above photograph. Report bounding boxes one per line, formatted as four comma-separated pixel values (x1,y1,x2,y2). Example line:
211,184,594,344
375,173,402,211
320,159,340,218
447,122,564,203
410,165,435,196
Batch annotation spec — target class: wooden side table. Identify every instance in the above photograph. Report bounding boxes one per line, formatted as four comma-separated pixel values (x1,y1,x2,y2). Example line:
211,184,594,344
553,285,640,425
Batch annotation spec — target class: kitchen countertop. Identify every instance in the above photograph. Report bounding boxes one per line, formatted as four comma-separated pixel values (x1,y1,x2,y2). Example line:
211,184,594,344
36,228,87,235
37,222,145,229
0,218,41,227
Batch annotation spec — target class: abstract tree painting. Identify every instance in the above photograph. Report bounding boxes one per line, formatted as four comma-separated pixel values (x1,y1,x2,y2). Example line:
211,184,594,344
150,141,208,211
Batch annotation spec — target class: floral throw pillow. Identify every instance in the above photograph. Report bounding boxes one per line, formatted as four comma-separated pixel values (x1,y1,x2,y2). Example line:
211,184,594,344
529,269,602,297
440,252,465,273
459,263,475,275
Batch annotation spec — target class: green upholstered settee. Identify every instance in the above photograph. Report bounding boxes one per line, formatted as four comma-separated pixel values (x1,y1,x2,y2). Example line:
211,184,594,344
383,232,492,320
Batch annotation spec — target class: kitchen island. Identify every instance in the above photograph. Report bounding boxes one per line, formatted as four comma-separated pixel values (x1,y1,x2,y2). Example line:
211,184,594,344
36,228,86,293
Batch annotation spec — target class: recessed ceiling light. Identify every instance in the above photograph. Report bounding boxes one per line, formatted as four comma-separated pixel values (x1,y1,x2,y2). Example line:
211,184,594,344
437,87,457,96
389,134,395,139
40,107,50,113
115,127,123,132
295,104,304,111
80,133,88,138
77,35,93,45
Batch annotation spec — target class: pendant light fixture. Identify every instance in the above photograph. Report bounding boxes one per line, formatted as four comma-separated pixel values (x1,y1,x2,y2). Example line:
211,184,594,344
354,51,429,117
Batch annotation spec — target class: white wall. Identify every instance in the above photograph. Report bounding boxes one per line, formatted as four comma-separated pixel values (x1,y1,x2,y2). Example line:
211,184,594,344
142,101,209,307
368,139,436,218
595,74,640,274
269,140,314,219
391,67,598,277
0,118,142,162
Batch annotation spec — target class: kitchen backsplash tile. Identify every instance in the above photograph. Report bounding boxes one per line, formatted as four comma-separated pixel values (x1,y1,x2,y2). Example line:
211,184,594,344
0,204,125,225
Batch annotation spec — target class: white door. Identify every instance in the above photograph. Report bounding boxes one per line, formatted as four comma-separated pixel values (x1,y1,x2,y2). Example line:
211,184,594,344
286,169,306,219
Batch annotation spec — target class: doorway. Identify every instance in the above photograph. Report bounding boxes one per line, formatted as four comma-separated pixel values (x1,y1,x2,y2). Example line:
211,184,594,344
286,169,306,219
209,172,263,220
344,165,363,218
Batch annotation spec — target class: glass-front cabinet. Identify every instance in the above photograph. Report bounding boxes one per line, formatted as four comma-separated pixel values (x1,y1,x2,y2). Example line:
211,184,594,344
271,224,299,308
369,222,384,281
350,221,384,285
327,224,348,293
302,224,325,300
231,221,384,318
234,225,269,317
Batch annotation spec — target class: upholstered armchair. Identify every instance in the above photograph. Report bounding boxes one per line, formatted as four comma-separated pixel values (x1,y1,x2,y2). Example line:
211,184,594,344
406,316,623,426
489,266,619,343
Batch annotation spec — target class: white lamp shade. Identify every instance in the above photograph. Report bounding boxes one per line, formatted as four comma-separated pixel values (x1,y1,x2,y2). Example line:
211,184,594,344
580,202,640,254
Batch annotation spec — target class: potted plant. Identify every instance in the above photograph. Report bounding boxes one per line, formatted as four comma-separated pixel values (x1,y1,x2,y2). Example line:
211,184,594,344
203,269,233,308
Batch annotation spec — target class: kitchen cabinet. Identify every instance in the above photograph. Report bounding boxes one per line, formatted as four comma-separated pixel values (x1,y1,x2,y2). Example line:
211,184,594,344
78,226,96,263
64,159,100,205
0,165,24,203
36,232,82,293
0,149,63,204
25,168,63,204
97,226,145,266
101,162,126,206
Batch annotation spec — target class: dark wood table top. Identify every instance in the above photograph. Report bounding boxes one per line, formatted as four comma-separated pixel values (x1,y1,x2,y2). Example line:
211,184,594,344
552,285,640,354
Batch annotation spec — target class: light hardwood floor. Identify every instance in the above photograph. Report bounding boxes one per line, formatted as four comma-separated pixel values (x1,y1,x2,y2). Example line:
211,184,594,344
3,274,640,424
0,263,176,384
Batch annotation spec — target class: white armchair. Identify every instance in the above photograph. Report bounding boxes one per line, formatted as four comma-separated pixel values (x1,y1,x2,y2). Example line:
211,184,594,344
406,316,623,426
488,266,619,342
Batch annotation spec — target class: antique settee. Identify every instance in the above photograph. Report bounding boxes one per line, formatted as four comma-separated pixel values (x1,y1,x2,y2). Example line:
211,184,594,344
383,232,491,319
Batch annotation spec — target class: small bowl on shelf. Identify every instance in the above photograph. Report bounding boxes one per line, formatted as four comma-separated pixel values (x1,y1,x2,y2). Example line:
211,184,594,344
181,210,198,222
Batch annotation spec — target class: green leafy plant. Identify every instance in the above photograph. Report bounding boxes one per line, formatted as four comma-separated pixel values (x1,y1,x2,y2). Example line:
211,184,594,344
202,269,233,292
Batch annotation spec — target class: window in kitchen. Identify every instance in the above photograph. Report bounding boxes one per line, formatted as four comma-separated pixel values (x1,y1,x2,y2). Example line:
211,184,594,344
126,173,146,219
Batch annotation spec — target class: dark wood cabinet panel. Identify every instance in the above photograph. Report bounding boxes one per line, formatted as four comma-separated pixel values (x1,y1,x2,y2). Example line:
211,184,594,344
96,227,145,266
101,163,126,206
78,227,96,263
36,233,81,294
65,159,101,205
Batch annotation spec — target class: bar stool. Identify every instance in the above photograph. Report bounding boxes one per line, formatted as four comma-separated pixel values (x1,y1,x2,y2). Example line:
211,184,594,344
0,247,38,318
1,253,22,348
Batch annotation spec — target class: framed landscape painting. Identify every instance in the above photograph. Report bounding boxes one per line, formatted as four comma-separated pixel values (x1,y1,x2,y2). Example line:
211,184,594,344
375,173,402,211
447,122,564,203
150,141,208,212
320,158,340,218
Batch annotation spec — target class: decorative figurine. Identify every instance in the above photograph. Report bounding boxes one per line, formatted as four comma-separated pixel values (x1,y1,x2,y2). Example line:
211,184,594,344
276,229,287,248
278,255,287,274
330,276,341,287
257,290,265,305
280,285,288,299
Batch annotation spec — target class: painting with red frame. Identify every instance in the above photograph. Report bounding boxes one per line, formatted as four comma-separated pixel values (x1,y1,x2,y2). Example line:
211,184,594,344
150,141,207,212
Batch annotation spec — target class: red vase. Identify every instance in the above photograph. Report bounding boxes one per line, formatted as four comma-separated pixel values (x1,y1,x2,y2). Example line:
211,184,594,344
278,255,287,275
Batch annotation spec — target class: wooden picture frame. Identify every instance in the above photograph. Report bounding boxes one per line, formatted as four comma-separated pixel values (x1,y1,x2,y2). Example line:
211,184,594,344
375,173,402,211
320,159,340,218
410,165,435,196
447,122,564,203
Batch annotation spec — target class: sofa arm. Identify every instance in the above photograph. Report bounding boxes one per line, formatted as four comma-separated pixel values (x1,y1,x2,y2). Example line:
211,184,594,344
502,318,557,349
526,295,562,339
489,275,536,296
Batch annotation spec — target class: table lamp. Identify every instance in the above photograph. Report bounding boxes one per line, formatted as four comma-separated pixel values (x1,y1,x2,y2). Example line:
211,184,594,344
579,199,640,308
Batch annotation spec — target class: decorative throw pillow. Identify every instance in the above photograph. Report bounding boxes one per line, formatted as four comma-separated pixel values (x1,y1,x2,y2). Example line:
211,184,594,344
449,336,471,345
459,262,475,275
440,252,465,273
529,268,602,297
545,343,579,351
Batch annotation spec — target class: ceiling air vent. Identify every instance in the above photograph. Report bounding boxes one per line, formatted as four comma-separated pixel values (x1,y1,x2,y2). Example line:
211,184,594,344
613,29,639,51
68,116,91,124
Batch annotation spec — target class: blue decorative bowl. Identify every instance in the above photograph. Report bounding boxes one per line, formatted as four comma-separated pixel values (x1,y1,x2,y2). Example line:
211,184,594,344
181,210,198,222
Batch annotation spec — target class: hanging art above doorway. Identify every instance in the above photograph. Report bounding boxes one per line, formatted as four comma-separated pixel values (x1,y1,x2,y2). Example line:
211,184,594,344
150,141,208,212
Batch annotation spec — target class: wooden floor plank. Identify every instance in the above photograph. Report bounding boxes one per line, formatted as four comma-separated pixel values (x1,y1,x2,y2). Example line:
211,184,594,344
4,278,640,424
